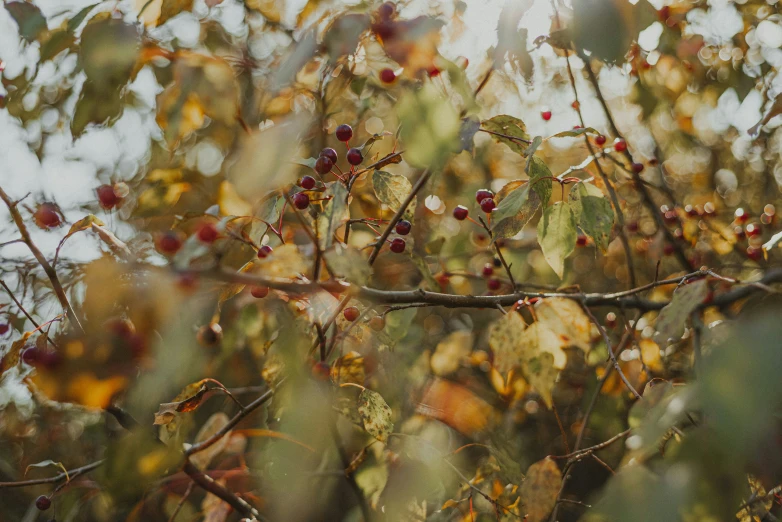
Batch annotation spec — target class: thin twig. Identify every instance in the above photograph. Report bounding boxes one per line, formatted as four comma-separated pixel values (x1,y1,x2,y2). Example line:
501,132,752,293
0,279,59,350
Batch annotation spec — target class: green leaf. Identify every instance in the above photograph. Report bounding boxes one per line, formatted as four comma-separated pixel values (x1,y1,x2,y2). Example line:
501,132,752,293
5,1,47,42
523,353,558,408
256,195,285,225
372,170,416,221
537,201,577,279
324,244,371,285
317,182,349,250
491,180,541,239
546,126,600,139
25,460,69,481
568,182,615,250
293,157,317,169
527,155,552,207
357,389,393,442
573,0,655,64
397,84,460,168
653,279,709,345
481,115,530,155
71,80,125,136
67,3,98,32
79,18,140,90
40,30,75,62
159,0,195,26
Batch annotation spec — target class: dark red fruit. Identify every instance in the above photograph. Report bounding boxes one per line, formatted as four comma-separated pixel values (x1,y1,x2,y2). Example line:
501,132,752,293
614,140,627,152
372,19,396,40
34,203,61,228
320,147,338,164
734,226,746,240
595,135,607,146
335,124,353,142
475,189,494,204
378,1,395,19
315,155,333,175
746,223,762,237
369,316,385,331
293,192,310,209
631,162,644,173
158,231,182,255
251,286,269,298
35,495,51,511
257,245,273,259
480,198,496,213
663,210,678,224
346,148,363,165
300,175,316,190
312,361,331,380
684,205,699,217
626,221,639,233
605,312,617,329
21,346,39,366
197,222,219,243
541,110,552,121
38,350,62,369
482,263,494,277
487,278,501,291
576,234,588,246
663,243,674,256
427,66,441,77
395,220,412,235
453,205,469,220
0,324,9,335
747,246,762,261
390,237,406,253
380,68,396,83
97,184,120,209
734,208,748,223
344,306,360,322
493,257,502,267
197,323,223,347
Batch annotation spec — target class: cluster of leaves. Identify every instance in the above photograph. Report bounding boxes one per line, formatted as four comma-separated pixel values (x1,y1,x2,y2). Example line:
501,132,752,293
1,0,782,522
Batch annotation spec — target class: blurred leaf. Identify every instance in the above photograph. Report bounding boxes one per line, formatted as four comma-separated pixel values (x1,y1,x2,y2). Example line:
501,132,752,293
569,182,614,251
324,244,371,285
537,201,576,279
481,115,530,155
653,280,708,345
218,181,252,217
67,3,98,32
71,80,125,136
331,351,365,385
397,84,460,168
417,378,498,437
535,297,592,352
317,182,349,250
5,1,47,42
523,353,558,408
357,389,393,442
375,16,443,75
488,311,527,373
154,378,230,426
430,330,472,376
373,170,416,222
79,18,140,89
189,413,230,470
40,30,75,62
458,117,481,153
64,214,105,239
547,126,600,139
736,475,772,522
0,331,33,374
324,13,369,59
527,155,553,207
573,0,653,64
495,0,534,80
24,460,68,481
520,458,562,522
255,244,307,279
158,0,194,26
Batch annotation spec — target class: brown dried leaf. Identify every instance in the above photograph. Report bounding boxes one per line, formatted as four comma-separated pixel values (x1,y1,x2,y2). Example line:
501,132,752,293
520,458,562,522
190,412,230,470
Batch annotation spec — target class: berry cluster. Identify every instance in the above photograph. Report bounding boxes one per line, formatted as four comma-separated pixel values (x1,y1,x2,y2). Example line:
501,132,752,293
452,188,496,221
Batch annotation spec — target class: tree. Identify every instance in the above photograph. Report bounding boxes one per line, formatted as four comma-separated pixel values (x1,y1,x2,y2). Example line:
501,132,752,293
1,0,782,520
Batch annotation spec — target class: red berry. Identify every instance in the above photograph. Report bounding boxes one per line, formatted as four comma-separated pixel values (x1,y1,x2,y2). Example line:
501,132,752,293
453,205,469,220
427,66,441,77
35,495,51,511
480,198,496,213
541,110,552,121
197,222,219,243
369,315,385,331
595,135,607,146
482,263,494,277
22,346,39,366
257,245,273,258
684,205,699,217
97,184,120,209
664,210,678,224
380,68,396,83
746,223,762,237
390,237,406,253
312,361,331,380
487,278,501,291
346,148,363,165
571,101,580,110
158,231,182,255
344,306,360,322
576,234,588,246
34,203,61,228
395,219,411,235
0,324,8,335
378,2,395,19
293,192,310,209
336,124,353,142
734,226,746,240
659,5,670,21
747,246,762,261
605,312,617,329
573,125,582,130
38,349,62,369
197,323,223,347
631,162,644,173
614,140,627,152
372,20,396,40
734,208,748,224
300,175,316,190
493,257,502,267
475,189,494,204
320,147,338,164
626,221,639,233
663,243,674,256
251,286,269,298
315,155,333,175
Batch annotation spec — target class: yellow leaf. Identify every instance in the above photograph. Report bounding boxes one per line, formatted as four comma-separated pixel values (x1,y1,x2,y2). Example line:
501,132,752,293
534,297,593,352
488,311,527,373
430,330,472,376
218,181,252,217
331,351,366,385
